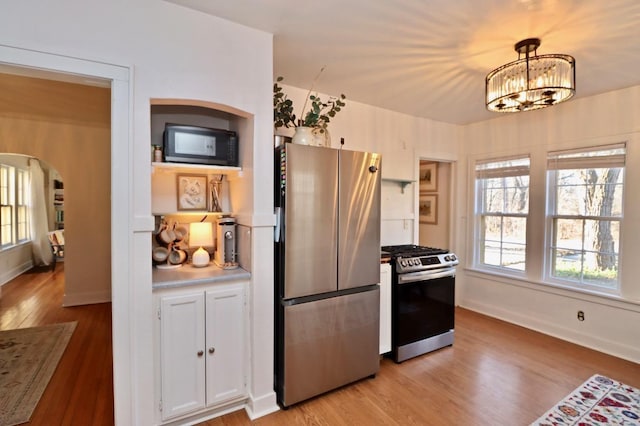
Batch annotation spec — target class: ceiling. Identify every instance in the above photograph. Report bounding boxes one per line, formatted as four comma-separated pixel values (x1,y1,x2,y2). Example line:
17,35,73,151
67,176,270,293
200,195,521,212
167,0,640,125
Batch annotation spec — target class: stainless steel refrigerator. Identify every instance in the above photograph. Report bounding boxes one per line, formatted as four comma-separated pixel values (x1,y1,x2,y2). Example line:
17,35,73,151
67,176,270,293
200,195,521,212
274,143,382,408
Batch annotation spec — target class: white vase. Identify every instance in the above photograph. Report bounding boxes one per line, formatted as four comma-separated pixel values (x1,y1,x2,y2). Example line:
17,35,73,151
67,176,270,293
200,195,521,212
313,128,331,147
292,126,314,145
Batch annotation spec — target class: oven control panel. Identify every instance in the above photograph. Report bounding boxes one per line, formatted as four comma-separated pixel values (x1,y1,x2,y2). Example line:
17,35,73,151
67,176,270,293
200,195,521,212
395,253,458,274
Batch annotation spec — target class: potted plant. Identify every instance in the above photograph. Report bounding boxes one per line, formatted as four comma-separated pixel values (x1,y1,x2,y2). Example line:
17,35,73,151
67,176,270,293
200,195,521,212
273,70,346,146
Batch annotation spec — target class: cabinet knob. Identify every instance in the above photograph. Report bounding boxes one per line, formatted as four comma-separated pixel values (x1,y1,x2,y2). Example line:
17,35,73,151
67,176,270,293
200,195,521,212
208,347,215,354
197,350,204,357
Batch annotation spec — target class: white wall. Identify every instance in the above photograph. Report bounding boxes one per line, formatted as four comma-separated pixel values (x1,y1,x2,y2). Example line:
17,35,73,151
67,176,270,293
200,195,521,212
456,85,640,362
0,0,275,423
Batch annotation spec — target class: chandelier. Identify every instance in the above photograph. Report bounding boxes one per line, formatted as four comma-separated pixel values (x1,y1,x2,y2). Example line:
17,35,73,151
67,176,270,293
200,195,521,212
486,38,575,112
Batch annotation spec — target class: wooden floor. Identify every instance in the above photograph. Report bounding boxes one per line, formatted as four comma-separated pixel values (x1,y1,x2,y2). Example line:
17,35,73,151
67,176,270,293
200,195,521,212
0,263,114,425
209,311,640,425
1,266,638,426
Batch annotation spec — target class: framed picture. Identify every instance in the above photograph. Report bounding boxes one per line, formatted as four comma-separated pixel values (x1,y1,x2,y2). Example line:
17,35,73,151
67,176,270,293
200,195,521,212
419,161,438,192
176,174,208,211
419,194,438,224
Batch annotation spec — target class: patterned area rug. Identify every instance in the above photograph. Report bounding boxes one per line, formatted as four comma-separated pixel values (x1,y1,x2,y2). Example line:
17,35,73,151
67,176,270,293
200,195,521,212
0,322,77,426
531,374,640,425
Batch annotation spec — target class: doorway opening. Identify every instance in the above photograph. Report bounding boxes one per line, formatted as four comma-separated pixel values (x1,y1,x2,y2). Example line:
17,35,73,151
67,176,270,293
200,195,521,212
417,159,453,250
0,45,133,424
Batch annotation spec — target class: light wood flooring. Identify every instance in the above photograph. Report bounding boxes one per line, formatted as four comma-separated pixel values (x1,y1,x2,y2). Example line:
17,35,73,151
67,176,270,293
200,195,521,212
1,265,638,425
0,263,113,425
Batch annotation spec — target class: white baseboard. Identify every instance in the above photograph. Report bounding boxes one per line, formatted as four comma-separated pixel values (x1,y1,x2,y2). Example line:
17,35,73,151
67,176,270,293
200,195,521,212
460,300,640,363
0,260,33,286
245,390,279,420
63,289,112,306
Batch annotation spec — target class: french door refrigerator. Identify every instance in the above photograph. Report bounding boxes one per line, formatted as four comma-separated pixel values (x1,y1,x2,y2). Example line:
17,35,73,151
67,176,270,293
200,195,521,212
274,143,382,408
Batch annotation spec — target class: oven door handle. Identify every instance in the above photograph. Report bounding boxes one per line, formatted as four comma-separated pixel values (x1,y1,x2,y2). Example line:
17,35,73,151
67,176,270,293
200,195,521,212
397,268,456,284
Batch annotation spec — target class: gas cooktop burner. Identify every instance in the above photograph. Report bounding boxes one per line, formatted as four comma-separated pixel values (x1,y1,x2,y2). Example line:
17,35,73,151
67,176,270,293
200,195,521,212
382,244,448,258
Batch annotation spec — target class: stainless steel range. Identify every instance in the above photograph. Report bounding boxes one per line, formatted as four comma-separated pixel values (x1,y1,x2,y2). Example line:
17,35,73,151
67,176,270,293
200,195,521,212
382,245,459,363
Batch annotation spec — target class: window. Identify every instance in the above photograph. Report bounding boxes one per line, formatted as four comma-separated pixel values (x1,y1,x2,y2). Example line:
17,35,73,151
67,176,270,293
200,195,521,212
0,164,30,248
475,156,530,272
547,144,625,290
0,165,14,246
16,169,30,242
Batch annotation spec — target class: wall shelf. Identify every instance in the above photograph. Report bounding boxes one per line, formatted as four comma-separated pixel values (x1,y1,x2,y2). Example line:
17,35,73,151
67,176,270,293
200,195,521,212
382,178,415,193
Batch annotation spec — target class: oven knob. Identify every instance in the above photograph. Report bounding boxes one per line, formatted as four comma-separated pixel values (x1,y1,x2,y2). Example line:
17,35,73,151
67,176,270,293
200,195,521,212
444,255,451,261
450,255,457,261
400,260,407,267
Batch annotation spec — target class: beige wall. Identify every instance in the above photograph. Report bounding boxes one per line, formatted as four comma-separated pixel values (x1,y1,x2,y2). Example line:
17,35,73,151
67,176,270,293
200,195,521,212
0,73,111,305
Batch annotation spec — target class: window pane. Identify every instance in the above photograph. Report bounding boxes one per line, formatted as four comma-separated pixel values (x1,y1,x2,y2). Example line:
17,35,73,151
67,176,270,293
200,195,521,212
552,248,583,281
503,176,529,214
555,218,583,251
483,185,504,213
17,205,28,241
556,168,623,217
0,166,7,205
481,215,502,241
481,239,501,267
1,205,12,245
556,183,586,216
480,215,527,270
501,242,526,270
582,251,618,289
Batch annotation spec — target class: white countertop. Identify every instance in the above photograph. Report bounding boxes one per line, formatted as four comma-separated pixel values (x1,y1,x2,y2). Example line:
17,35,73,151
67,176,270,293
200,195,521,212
152,263,251,290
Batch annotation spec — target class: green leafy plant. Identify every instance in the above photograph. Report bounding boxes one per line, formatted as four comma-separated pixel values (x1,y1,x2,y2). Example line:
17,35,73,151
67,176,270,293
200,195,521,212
273,70,346,133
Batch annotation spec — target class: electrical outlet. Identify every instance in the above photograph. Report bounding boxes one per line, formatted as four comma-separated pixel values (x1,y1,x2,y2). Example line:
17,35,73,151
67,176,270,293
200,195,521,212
577,310,585,321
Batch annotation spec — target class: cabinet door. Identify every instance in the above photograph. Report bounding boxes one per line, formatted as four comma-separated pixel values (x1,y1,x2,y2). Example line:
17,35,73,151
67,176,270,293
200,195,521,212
205,284,246,406
379,263,392,354
160,293,206,420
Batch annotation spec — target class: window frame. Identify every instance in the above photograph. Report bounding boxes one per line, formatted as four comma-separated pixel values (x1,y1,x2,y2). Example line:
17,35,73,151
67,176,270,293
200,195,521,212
16,168,30,243
473,155,531,275
545,143,626,293
0,164,31,250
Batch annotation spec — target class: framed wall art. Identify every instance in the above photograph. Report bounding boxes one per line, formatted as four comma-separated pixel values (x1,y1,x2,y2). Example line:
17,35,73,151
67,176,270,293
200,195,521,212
419,161,438,193
419,194,438,224
176,174,208,211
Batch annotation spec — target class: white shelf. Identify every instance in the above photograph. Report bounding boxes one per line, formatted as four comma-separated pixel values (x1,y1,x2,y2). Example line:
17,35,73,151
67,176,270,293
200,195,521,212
152,162,242,176
382,177,415,193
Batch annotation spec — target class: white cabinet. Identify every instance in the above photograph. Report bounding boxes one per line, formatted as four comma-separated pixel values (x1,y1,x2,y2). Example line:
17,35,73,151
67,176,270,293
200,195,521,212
205,286,246,405
157,282,246,422
379,263,392,354
160,293,206,419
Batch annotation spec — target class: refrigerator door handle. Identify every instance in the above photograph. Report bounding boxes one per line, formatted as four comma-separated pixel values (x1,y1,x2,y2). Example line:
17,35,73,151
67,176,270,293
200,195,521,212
274,207,282,242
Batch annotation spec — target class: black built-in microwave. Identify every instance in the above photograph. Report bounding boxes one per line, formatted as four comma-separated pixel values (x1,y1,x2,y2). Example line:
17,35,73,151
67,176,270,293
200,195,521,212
163,124,238,166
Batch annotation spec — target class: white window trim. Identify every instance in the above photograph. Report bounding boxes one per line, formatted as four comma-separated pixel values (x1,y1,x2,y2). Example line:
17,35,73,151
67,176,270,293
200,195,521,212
472,155,530,276
0,164,31,250
544,143,626,294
